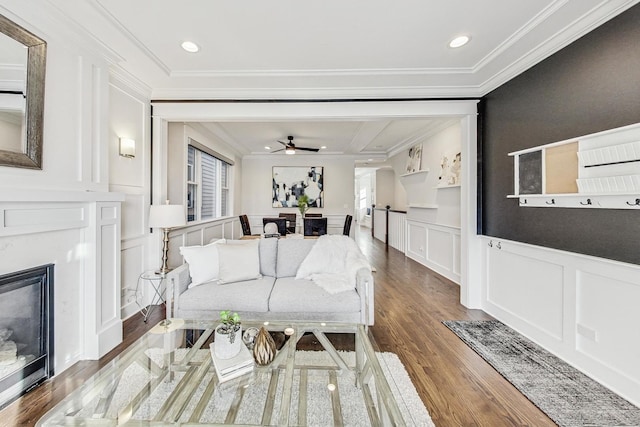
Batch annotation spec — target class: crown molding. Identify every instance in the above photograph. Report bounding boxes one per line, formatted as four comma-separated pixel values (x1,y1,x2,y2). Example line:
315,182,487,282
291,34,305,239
150,85,484,101
170,67,473,79
109,67,152,100
478,0,640,95
89,0,171,76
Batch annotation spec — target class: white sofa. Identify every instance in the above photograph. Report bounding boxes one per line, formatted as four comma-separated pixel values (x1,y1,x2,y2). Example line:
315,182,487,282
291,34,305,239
164,236,375,325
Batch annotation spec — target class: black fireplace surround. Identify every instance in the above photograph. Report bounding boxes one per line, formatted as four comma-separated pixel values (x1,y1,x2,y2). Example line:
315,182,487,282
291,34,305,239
0,264,54,409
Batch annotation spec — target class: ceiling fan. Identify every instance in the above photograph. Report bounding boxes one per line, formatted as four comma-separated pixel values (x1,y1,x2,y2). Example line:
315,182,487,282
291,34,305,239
272,135,319,154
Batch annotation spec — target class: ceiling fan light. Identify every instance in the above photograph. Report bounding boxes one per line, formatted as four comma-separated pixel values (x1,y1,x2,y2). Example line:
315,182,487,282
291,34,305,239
285,146,295,155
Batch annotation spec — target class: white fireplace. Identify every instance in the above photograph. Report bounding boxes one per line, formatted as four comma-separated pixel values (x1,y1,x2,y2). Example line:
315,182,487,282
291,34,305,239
0,189,124,376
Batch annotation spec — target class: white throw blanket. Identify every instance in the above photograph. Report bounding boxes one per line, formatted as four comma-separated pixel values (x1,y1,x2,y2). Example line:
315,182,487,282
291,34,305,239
295,235,371,294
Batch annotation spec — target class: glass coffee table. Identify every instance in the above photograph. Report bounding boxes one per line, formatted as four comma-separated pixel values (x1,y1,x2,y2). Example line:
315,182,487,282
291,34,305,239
36,319,411,426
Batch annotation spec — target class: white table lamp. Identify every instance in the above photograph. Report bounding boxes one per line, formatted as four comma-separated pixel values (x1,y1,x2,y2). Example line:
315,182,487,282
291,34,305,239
149,201,186,275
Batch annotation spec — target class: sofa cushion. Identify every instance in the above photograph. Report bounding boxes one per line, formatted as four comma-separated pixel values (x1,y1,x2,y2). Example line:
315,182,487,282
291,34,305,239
269,277,361,313
217,239,261,284
179,238,226,288
226,238,277,277
178,276,275,313
258,238,277,277
276,239,317,278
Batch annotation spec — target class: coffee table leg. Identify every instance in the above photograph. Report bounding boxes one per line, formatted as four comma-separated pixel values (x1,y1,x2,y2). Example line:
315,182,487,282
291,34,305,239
356,326,364,388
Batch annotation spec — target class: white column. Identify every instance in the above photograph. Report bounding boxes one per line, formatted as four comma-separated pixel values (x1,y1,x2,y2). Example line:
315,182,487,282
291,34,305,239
82,201,124,359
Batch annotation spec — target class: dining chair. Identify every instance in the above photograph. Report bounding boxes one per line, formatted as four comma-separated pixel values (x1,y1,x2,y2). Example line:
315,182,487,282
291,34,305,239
304,213,322,218
262,217,287,236
239,215,254,236
303,217,327,236
343,214,353,236
278,213,297,234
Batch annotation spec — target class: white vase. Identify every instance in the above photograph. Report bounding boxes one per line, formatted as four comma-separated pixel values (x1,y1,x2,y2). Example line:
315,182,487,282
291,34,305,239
214,325,242,359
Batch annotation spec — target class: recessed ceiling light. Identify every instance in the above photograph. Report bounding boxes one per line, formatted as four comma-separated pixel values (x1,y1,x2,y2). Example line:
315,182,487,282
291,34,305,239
320,146,327,149
264,146,271,150
449,35,470,48
181,41,199,53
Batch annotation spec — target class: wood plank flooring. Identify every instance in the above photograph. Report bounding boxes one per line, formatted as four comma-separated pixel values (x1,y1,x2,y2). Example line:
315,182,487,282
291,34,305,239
354,229,555,427
0,228,554,426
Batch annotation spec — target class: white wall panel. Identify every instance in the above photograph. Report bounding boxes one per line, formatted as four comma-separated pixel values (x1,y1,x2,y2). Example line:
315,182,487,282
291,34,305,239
203,223,224,243
483,236,640,406
453,233,461,276
373,209,386,242
576,271,640,381
115,191,145,240
388,211,406,253
120,240,145,319
185,230,202,246
427,227,453,272
406,221,427,263
486,246,564,340
406,219,460,283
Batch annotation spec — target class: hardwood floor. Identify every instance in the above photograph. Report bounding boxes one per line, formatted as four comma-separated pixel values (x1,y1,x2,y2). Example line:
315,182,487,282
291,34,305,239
1,229,554,426
355,228,554,427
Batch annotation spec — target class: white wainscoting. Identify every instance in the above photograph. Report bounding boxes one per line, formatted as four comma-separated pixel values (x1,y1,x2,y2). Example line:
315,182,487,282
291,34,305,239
121,236,146,319
373,209,387,242
388,211,406,253
482,236,640,406
406,220,461,284
167,216,242,269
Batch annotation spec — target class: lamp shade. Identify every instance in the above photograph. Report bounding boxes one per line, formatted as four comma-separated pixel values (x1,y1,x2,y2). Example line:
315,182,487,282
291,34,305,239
119,138,136,158
148,204,186,228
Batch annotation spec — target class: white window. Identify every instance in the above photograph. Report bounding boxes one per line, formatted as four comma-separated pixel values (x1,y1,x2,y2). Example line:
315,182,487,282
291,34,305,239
187,145,230,222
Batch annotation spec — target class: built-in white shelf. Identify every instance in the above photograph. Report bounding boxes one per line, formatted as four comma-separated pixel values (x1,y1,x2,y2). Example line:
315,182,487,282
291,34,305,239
400,169,429,178
435,184,461,189
408,203,439,209
508,122,640,209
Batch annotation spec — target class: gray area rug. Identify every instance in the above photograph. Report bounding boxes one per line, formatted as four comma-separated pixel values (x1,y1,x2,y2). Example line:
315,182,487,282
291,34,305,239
443,320,640,427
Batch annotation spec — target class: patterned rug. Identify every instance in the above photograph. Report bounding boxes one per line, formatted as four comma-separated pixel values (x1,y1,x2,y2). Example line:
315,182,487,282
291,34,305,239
443,320,640,427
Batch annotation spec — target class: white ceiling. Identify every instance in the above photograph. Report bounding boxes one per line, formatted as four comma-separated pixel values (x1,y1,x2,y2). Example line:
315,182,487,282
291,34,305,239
43,0,639,158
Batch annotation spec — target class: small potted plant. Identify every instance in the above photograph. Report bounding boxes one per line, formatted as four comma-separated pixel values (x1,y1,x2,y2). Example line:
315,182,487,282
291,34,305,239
297,194,309,217
214,310,242,359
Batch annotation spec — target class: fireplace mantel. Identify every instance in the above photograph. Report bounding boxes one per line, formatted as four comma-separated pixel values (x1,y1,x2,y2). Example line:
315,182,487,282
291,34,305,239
0,190,125,362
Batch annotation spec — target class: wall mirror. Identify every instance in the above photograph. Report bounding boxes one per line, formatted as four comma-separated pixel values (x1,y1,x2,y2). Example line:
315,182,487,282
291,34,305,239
0,14,46,169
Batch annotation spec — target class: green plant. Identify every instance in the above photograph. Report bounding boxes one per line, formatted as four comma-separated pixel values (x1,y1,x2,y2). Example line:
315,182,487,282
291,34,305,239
297,194,309,216
218,310,241,343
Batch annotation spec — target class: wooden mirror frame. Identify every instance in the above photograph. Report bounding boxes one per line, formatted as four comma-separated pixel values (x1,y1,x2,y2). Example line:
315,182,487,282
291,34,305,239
0,14,46,170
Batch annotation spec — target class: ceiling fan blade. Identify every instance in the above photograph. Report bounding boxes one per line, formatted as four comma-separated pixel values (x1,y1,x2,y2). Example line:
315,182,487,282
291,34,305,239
277,140,288,146
295,147,320,152
271,148,285,153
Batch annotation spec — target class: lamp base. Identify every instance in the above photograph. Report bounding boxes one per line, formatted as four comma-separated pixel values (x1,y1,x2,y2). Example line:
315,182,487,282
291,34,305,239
159,228,171,277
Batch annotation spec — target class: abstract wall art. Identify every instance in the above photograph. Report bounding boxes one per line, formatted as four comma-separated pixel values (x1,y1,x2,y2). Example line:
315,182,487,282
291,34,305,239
272,166,324,208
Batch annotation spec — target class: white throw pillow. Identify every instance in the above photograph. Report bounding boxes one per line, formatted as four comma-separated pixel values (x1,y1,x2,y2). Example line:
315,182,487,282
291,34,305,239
217,239,262,284
180,239,226,288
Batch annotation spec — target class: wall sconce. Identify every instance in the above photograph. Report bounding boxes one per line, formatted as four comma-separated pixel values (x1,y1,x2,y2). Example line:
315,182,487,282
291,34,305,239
119,137,136,158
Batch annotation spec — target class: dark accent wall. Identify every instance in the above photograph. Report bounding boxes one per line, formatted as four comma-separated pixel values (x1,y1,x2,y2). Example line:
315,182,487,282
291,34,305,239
481,4,640,265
